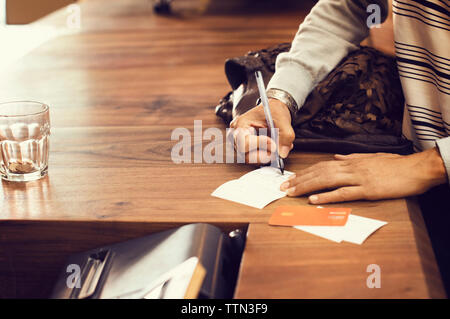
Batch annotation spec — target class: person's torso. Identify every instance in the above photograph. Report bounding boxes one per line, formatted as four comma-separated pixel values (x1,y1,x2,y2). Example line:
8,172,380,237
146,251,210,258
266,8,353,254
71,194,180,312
392,0,449,151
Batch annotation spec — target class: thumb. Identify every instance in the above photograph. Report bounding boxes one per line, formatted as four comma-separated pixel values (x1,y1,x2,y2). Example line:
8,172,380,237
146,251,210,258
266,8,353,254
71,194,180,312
277,123,295,158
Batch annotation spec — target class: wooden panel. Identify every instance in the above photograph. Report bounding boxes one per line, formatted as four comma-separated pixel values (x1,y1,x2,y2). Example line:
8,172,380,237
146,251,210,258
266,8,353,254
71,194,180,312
236,200,445,298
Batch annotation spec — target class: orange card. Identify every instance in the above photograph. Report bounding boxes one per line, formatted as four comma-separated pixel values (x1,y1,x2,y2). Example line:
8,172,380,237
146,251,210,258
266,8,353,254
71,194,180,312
269,206,351,226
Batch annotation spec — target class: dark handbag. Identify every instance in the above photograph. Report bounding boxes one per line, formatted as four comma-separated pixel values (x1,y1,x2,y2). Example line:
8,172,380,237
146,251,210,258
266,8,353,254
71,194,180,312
215,44,413,155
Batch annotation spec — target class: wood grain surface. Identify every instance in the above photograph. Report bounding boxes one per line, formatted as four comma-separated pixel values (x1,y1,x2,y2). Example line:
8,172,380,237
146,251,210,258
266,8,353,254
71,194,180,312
0,0,445,298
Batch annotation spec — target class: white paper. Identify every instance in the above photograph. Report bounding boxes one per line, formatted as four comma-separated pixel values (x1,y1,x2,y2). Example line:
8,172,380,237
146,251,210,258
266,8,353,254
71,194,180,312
340,215,387,244
293,225,344,243
142,257,200,299
211,166,294,209
294,214,387,245
111,257,200,299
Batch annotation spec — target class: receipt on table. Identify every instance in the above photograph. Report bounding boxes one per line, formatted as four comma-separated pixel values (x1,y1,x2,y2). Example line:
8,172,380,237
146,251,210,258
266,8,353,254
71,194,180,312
211,167,294,209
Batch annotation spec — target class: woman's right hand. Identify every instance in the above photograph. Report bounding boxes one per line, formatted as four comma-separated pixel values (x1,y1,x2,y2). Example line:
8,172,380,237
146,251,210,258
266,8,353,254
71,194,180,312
229,98,295,164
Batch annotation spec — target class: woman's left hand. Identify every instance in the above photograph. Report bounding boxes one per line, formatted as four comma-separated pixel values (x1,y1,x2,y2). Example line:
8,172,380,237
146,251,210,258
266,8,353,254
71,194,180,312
280,148,448,204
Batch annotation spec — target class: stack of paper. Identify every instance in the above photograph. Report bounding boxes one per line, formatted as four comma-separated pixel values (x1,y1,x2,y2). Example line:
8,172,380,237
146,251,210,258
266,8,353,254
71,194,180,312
294,214,387,244
211,167,294,209
270,206,387,245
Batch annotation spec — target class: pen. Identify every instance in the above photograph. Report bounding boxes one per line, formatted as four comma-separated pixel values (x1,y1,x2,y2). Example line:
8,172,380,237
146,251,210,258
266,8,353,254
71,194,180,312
254,71,285,175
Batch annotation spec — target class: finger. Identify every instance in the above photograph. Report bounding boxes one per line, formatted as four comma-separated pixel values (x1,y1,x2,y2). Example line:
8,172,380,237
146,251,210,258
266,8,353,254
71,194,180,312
292,160,347,180
334,153,377,160
282,171,356,197
230,116,266,130
233,127,253,153
276,124,295,158
245,149,274,165
233,128,277,154
255,135,277,153
233,127,256,152
280,173,296,191
308,186,364,204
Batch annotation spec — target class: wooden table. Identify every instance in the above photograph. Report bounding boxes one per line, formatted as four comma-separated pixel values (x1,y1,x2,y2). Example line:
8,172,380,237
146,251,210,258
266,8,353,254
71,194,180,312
0,0,445,298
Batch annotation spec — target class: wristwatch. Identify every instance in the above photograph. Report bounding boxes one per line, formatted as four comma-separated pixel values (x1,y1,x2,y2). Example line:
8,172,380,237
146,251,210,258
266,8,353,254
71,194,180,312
256,88,298,120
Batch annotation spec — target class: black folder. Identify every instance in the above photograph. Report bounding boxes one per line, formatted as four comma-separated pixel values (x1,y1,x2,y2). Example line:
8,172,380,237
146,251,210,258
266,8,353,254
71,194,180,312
51,223,246,299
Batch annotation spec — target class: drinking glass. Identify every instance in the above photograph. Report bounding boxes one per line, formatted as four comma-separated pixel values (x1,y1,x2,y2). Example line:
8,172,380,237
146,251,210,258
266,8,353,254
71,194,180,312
0,101,50,182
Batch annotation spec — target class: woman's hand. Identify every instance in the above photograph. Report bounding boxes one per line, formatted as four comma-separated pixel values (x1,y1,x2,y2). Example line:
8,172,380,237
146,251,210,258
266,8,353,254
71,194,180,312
280,148,448,204
229,98,295,164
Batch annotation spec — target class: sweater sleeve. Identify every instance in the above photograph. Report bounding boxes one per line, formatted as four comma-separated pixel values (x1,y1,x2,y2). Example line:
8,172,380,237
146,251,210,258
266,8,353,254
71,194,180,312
267,0,389,108
436,137,450,185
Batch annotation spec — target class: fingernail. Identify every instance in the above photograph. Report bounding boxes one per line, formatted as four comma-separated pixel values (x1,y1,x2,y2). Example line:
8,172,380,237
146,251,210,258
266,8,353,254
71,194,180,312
287,174,296,180
280,181,289,191
279,146,290,158
286,187,296,196
309,195,319,203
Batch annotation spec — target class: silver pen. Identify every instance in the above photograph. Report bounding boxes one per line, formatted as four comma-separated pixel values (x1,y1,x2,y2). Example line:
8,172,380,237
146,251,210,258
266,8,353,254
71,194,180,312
254,71,285,175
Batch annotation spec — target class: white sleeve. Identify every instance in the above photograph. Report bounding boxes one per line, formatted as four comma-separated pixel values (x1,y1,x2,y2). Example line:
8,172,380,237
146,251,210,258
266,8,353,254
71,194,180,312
267,0,388,108
436,136,450,185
